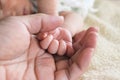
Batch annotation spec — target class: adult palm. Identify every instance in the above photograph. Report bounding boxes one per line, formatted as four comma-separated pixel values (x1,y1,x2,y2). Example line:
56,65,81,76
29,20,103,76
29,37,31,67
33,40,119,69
0,14,98,80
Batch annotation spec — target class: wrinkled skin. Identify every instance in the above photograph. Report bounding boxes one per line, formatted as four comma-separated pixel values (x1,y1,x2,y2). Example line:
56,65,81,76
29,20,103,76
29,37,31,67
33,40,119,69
0,14,98,80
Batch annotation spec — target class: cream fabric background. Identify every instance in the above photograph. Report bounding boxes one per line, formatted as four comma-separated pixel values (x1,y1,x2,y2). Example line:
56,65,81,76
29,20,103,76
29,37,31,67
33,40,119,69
80,0,120,80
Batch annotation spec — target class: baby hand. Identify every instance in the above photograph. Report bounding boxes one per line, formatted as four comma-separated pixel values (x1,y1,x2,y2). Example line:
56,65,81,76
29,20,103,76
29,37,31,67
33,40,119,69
37,27,74,56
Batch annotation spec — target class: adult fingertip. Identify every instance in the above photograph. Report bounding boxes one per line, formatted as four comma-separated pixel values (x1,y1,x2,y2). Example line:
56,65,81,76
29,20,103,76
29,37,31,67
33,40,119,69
88,27,99,33
40,15,64,32
50,16,64,25
59,16,64,21
94,27,99,32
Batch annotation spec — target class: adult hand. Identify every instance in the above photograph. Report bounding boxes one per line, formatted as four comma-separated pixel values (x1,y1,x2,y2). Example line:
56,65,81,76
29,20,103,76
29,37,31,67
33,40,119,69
0,14,98,80
54,27,98,80
33,27,98,80
0,14,63,80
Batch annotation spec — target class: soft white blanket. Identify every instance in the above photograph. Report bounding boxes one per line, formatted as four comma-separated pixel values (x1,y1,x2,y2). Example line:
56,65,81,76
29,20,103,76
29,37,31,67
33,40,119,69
80,0,120,80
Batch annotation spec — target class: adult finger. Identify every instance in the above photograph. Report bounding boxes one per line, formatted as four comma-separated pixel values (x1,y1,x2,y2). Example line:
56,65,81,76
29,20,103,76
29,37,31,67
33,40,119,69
73,27,98,51
68,48,94,80
69,31,98,80
20,13,64,34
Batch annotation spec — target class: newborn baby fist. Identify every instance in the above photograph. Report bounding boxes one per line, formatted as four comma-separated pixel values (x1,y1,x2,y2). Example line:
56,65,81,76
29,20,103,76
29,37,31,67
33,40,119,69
37,27,74,56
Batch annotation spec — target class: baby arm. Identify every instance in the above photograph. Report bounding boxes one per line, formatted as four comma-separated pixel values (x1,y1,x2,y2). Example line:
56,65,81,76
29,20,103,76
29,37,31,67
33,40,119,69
37,0,58,15
37,27,74,56
60,11,84,36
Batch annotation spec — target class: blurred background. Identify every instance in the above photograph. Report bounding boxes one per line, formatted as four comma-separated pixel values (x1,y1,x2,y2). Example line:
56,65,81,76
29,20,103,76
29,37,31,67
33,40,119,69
1,0,119,80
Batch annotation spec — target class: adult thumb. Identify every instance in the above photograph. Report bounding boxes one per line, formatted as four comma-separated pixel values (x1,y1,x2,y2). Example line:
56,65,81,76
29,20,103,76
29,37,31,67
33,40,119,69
21,14,64,34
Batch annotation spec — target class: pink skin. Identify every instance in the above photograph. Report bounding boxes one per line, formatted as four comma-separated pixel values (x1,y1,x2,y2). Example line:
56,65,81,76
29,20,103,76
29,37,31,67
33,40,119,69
55,27,98,80
0,0,58,19
37,0,58,15
0,0,32,18
37,11,84,56
0,14,64,60
0,0,84,42
37,27,74,56
60,11,84,36
0,14,98,80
